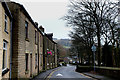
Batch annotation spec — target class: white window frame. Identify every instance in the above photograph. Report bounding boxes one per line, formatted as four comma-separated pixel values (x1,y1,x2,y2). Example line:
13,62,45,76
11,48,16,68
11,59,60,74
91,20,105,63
4,13,8,32
25,21,28,39
2,41,7,70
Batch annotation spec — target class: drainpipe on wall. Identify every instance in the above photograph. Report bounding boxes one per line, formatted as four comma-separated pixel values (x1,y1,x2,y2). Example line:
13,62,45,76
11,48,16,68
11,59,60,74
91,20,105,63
9,17,13,80
37,31,39,74
43,35,45,70
35,22,40,74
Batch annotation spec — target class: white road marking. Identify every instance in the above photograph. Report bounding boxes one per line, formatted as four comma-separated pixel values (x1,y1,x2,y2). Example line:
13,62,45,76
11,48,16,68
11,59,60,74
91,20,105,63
56,73,63,77
46,68,62,80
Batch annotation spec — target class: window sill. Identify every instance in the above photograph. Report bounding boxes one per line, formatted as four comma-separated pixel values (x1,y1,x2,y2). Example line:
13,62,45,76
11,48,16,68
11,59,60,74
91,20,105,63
35,65,38,69
25,38,29,42
25,70,29,74
2,68,9,76
4,30,8,34
35,43,38,45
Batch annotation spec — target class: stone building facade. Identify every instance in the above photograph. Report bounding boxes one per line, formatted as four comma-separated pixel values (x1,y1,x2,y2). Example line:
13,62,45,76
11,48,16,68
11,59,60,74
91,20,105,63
42,33,57,70
39,26,58,71
0,2,12,80
54,43,58,67
7,2,44,78
0,1,58,79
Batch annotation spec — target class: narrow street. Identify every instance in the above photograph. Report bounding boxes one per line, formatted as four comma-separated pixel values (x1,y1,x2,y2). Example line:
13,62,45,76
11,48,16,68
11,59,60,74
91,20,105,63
33,64,116,80
46,64,93,80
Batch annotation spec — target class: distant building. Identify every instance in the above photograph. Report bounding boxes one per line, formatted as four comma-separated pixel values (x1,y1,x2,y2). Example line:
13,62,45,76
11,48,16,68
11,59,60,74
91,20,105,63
40,28,58,70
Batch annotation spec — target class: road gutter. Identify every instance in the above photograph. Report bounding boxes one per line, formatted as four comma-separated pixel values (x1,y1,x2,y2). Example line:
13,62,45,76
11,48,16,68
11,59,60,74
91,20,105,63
82,73,100,80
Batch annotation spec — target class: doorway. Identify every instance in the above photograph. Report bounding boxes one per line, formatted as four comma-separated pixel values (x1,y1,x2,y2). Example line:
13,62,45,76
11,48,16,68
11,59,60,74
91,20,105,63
30,54,32,77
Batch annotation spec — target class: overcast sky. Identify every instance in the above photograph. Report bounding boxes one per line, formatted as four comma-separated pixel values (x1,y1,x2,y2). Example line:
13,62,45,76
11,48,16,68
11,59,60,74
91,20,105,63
10,0,118,39
11,0,71,39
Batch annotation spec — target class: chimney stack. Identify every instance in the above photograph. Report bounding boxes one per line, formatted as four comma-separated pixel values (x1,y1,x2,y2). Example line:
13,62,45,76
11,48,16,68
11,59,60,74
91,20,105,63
39,25,44,32
46,33,53,40
35,22,38,27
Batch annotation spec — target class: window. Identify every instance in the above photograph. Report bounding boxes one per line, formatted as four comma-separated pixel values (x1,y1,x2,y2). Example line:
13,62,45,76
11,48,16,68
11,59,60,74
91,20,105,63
25,21,28,39
47,40,49,49
40,54,42,66
40,36,42,47
2,41,7,70
25,53,28,71
35,30,37,44
4,13,8,32
35,53,37,68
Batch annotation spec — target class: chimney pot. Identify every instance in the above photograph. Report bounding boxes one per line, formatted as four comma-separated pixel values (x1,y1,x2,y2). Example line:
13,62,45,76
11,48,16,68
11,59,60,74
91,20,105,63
35,22,38,27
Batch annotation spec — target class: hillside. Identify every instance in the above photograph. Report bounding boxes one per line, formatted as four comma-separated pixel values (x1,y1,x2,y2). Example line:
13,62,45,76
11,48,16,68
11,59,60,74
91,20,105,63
53,38,71,49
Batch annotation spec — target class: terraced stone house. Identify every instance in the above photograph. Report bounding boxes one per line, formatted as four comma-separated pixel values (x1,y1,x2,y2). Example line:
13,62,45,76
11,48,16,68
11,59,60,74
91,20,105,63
42,33,57,70
7,2,44,78
0,1,58,79
0,2,12,79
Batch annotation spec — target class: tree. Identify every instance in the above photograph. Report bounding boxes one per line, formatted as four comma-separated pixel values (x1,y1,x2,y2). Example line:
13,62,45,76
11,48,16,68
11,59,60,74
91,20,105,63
63,0,118,66
57,44,67,58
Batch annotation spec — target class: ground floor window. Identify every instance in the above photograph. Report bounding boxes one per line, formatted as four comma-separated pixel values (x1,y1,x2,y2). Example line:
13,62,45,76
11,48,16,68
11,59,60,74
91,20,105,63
40,54,42,66
35,53,37,68
2,40,7,70
25,53,29,71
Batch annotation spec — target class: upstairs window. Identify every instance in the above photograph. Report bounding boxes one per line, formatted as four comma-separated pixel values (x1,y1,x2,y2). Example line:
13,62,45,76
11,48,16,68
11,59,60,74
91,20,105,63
35,30,37,44
40,36,42,47
2,40,7,70
25,21,28,39
47,40,49,49
4,13,8,33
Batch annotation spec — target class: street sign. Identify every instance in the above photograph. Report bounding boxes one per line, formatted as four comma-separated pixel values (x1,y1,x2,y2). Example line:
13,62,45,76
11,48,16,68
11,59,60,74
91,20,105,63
91,44,96,72
91,45,96,52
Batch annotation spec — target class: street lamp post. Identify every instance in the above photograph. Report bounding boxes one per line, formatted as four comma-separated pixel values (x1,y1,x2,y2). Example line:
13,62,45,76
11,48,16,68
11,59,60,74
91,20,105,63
93,51,95,72
91,44,96,72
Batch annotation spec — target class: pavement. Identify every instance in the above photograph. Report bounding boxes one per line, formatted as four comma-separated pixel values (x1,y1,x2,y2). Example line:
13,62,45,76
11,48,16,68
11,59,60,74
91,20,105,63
32,64,116,80
82,72,116,80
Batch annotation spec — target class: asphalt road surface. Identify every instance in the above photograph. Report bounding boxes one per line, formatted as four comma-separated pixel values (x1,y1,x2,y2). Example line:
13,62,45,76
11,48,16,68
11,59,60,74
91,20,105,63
46,64,94,80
